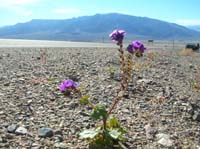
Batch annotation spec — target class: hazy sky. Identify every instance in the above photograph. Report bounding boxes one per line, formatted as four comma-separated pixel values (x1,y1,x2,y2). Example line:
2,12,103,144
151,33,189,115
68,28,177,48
0,0,200,27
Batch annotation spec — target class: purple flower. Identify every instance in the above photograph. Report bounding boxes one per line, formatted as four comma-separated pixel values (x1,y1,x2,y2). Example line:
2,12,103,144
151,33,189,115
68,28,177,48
127,44,135,53
127,41,146,54
132,41,146,53
109,29,126,44
59,79,78,92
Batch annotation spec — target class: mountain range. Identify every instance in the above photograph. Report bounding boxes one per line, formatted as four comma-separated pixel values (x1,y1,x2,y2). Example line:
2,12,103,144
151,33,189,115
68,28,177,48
187,25,200,32
0,13,200,41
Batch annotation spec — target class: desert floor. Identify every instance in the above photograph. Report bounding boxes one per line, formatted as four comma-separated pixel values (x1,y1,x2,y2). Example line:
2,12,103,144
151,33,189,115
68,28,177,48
0,39,199,148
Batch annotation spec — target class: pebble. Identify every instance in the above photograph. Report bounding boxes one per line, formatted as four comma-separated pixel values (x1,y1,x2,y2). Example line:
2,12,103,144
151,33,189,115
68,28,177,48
54,142,68,149
15,127,28,135
38,127,54,138
7,124,18,133
192,111,200,121
156,133,173,147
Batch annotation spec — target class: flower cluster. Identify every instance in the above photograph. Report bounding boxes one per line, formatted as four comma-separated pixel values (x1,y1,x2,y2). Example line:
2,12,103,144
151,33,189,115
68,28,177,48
59,79,78,92
127,41,146,57
109,29,126,45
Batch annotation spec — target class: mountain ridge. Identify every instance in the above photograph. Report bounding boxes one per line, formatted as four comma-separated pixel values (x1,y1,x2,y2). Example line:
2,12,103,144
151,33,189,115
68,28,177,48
0,13,199,41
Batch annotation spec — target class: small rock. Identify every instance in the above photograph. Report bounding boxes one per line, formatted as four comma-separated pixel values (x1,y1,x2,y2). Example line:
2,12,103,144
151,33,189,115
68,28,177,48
144,123,156,139
7,124,18,133
137,79,152,84
54,130,63,136
156,92,164,100
38,127,53,138
3,82,10,86
113,74,121,82
89,69,97,75
54,135,63,143
189,64,193,69
122,108,130,114
156,133,173,147
54,142,68,149
192,111,200,121
31,147,41,149
15,127,28,135
0,111,4,115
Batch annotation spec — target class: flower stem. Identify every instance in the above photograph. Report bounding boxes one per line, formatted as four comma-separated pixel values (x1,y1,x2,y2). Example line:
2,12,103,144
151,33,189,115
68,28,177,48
107,44,128,116
103,118,107,130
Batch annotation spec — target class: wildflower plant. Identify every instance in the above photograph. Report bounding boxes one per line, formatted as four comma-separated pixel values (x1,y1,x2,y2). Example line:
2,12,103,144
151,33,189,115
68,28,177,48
59,29,146,148
59,79,78,96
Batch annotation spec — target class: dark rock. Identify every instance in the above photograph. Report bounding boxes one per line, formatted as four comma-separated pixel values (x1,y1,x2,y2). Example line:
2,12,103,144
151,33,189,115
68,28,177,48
192,111,200,121
38,127,54,138
7,124,18,133
54,135,63,143
3,82,10,86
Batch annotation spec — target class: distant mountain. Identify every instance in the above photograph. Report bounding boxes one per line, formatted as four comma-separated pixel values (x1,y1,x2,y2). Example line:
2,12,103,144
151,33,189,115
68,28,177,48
187,25,200,32
0,13,200,41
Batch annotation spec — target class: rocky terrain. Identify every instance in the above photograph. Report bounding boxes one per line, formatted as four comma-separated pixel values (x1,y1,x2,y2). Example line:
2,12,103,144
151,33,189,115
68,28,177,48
0,45,200,148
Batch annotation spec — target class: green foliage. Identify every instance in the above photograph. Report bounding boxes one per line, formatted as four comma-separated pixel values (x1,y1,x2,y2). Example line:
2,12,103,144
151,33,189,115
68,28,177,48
47,77,56,82
80,95,89,105
191,81,200,90
107,67,116,74
108,117,119,128
79,127,124,147
107,117,127,137
108,129,121,139
90,105,107,120
79,127,101,139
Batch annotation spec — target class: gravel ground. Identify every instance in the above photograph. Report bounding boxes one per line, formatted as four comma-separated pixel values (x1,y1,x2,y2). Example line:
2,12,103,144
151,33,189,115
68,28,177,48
0,46,200,149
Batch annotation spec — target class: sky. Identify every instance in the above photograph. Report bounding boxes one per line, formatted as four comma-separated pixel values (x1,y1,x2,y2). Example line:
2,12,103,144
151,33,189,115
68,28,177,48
0,0,200,27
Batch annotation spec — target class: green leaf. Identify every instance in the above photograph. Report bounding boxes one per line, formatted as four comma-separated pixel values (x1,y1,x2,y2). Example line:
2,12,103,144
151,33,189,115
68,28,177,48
90,105,107,120
108,117,120,128
102,130,113,144
80,95,89,104
108,129,121,139
107,67,116,73
108,117,127,135
47,77,56,82
79,129,99,139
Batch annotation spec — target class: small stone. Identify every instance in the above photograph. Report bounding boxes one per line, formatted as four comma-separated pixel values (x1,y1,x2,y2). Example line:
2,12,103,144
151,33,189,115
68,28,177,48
122,108,130,114
113,74,121,82
54,135,63,143
0,111,4,115
156,92,164,100
54,142,68,149
31,147,41,149
192,111,200,121
38,127,53,138
7,124,18,133
137,79,152,84
189,64,193,69
54,130,63,136
144,123,156,139
15,127,28,135
156,133,173,147
89,69,97,75
3,82,10,86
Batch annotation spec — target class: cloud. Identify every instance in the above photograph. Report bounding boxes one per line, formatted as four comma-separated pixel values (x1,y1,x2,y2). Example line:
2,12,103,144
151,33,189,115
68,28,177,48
53,8,81,14
176,19,200,26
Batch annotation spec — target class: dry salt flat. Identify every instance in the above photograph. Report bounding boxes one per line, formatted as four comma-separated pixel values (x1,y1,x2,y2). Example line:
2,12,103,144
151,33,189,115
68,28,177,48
0,39,200,148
